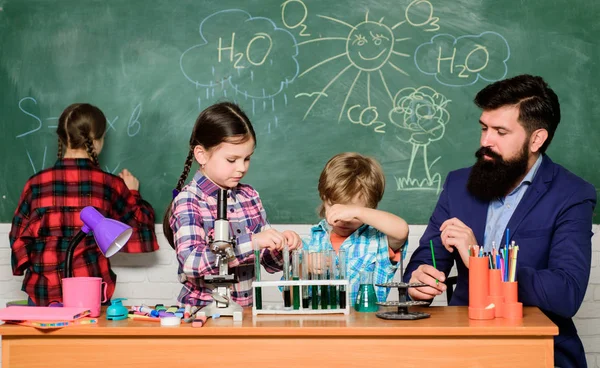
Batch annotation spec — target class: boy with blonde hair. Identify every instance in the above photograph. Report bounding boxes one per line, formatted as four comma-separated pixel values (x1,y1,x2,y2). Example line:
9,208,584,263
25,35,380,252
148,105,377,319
305,152,409,305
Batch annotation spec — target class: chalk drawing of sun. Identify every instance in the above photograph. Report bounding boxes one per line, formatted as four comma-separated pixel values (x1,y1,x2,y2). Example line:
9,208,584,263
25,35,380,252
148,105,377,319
297,11,411,122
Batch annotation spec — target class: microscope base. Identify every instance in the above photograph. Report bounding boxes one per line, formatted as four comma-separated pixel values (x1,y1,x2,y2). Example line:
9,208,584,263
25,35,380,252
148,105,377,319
198,299,243,321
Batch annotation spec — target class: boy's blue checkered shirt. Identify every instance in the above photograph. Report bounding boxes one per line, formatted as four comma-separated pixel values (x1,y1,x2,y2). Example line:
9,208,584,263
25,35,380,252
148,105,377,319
303,219,405,306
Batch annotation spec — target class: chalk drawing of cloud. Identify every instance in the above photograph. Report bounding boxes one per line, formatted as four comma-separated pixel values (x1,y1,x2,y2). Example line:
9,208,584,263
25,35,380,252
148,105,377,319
180,9,299,99
414,31,510,87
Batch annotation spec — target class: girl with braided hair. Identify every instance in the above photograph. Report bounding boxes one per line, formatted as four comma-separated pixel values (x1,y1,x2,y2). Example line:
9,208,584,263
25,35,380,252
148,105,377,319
10,103,159,306
163,101,301,308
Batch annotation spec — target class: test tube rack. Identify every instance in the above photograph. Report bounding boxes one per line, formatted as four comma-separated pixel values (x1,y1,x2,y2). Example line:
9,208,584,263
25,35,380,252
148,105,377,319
252,279,350,316
375,282,431,320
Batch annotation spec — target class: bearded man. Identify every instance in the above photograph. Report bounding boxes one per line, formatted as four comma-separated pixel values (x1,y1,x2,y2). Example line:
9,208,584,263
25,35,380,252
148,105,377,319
403,74,596,368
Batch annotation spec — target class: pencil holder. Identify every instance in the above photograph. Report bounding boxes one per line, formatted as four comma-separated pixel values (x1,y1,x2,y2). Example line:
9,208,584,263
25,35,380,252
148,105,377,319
468,256,489,308
468,256,494,320
489,269,503,296
503,301,523,319
502,281,522,319
502,281,518,304
487,269,504,318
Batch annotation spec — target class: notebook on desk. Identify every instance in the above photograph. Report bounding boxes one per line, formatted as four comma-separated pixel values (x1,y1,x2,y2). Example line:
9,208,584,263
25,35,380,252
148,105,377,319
5,318,98,329
0,306,90,321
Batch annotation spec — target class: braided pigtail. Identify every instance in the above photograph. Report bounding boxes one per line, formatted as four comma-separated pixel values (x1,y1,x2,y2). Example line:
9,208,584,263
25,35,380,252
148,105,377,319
163,148,195,249
83,136,99,166
57,139,64,159
176,149,194,192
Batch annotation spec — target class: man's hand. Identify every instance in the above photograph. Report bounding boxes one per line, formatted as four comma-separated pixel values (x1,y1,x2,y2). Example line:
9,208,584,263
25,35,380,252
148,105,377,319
407,264,447,300
440,218,476,268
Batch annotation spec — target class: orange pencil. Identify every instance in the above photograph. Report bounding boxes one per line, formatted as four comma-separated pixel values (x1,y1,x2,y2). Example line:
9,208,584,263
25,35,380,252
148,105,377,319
127,314,160,322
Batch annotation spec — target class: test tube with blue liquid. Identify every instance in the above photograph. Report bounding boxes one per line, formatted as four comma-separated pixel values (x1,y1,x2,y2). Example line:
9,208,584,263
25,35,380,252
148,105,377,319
320,251,329,310
310,252,319,309
338,250,347,309
253,238,262,310
329,250,337,309
283,240,292,309
292,250,300,310
301,250,310,308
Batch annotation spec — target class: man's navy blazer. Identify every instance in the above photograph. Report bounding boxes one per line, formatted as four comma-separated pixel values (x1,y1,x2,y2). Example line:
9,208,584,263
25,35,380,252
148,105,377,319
404,155,596,368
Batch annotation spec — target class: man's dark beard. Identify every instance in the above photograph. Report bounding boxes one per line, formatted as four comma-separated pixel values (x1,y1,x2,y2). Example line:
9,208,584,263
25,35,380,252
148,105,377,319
467,145,529,202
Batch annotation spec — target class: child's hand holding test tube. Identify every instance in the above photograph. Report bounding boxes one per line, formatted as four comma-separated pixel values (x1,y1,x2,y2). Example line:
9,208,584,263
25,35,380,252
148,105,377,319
251,227,302,251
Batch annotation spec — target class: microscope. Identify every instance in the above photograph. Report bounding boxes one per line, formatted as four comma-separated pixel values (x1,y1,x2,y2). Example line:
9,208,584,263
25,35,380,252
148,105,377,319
200,189,243,320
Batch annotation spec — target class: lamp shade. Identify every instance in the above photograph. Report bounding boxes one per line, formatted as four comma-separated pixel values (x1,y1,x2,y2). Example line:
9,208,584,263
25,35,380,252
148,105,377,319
80,206,132,257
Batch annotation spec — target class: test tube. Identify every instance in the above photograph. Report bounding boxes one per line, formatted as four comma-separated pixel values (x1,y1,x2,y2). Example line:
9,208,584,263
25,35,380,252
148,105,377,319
320,251,329,310
292,250,300,310
338,250,347,309
329,250,337,309
283,240,292,309
310,252,319,309
301,250,310,308
253,238,262,310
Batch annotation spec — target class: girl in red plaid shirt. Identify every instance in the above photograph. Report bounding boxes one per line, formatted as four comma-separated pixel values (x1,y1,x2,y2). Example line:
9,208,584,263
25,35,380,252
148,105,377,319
9,103,159,306
163,102,301,308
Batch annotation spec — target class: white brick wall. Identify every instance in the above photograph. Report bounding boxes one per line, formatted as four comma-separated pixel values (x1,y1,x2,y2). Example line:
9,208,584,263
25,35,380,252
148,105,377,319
0,223,598,367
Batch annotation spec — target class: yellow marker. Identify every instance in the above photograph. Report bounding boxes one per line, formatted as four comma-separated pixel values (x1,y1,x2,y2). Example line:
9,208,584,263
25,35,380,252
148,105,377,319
509,246,519,282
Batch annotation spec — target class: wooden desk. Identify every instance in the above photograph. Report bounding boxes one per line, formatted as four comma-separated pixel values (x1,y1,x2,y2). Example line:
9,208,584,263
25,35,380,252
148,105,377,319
0,306,557,368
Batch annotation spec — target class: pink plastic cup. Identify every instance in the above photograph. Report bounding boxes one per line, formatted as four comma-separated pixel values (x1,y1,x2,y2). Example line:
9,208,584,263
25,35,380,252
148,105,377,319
62,277,107,318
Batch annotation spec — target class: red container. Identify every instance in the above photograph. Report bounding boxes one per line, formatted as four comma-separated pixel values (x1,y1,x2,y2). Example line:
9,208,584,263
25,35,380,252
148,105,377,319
469,256,490,308
468,256,494,320
502,281,518,304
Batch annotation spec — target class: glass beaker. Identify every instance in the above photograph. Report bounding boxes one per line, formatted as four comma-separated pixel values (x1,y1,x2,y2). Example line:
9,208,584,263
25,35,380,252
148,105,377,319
354,270,378,312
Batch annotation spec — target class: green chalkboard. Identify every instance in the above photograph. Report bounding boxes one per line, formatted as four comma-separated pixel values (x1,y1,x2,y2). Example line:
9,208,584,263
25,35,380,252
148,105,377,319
1,0,598,224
